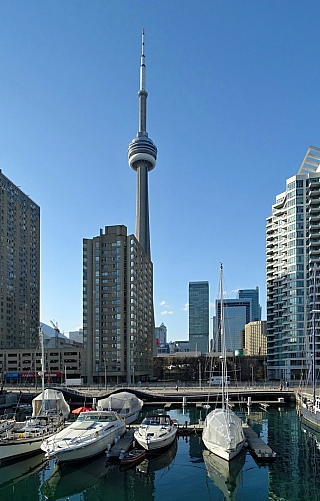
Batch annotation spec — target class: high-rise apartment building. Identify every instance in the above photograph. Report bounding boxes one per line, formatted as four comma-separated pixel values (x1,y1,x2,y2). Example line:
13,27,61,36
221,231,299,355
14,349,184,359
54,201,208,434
244,321,267,356
189,281,209,354
238,287,261,321
83,225,154,384
266,145,320,381
0,170,40,349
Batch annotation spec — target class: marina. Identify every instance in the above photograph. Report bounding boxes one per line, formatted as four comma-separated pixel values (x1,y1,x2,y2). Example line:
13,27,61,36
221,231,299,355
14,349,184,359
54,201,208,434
0,403,319,501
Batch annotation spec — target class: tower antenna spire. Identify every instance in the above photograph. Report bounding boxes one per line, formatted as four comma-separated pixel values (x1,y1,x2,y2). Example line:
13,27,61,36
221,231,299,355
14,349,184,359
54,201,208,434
139,28,147,133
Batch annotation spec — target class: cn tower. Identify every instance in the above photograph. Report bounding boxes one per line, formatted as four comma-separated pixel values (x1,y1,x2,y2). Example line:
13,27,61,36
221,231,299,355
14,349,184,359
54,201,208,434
128,30,157,258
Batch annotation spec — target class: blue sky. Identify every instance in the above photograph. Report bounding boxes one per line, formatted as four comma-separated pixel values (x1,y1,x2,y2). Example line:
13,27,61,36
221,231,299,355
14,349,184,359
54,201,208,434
1,1,320,341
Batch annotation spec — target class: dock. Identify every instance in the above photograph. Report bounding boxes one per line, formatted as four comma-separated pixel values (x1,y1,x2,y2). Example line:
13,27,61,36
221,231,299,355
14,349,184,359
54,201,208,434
242,423,276,460
108,421,276,462
107,429,135,458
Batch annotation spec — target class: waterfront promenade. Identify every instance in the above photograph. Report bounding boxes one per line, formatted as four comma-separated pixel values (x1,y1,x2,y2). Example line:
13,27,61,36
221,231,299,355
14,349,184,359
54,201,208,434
12,382,299,406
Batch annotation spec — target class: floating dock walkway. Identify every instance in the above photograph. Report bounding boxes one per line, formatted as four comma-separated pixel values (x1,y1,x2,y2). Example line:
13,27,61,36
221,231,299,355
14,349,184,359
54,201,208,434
109,421,276,462
242,423,276,460
107,429,135,458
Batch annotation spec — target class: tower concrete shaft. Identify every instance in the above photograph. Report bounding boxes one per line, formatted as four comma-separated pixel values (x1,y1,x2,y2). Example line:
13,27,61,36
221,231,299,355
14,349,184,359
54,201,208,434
128,29,157,258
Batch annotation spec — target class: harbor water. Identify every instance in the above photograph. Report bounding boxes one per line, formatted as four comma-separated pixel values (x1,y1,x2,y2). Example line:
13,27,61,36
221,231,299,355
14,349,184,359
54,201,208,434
1,404,320,501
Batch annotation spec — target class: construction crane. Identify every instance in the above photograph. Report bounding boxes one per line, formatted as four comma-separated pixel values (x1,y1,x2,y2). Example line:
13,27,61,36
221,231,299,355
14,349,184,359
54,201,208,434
50,320,60,349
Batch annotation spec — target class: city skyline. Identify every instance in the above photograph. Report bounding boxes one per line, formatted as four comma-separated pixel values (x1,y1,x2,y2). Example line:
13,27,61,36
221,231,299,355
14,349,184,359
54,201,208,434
1,2,320,340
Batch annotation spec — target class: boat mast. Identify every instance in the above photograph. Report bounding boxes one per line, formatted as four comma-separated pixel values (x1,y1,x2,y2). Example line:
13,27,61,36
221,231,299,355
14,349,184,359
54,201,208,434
39,326,45,414
219,263,227,410
312,263,317,408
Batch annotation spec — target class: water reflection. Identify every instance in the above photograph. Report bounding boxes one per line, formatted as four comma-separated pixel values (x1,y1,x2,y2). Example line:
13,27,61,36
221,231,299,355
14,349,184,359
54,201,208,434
41,454,111,500
0,453,46,501
40,442,178,501
137,439,177,474
203,449,246,501
4,407,320,500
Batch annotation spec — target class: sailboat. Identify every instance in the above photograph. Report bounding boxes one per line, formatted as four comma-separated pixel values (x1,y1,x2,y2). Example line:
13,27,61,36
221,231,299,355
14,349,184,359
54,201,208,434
202,264,245,461
0,328,69,462
300,263,320,427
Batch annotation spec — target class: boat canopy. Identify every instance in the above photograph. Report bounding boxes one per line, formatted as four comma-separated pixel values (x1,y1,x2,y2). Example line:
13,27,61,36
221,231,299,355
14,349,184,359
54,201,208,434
202,408,244,451
32,389,70,418
97,392,143,416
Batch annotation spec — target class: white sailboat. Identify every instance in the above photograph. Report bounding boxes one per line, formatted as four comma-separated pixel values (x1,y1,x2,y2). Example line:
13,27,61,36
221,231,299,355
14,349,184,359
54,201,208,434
300,263,320,427
0,329,69,462
202,264,245,461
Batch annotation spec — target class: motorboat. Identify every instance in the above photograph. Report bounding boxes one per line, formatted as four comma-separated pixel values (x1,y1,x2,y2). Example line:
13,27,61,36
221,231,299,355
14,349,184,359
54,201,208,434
0,388,70,462
202,265,245,461
133,414,177,451
119,448,146,469
41,410,126,462
97,392,143,424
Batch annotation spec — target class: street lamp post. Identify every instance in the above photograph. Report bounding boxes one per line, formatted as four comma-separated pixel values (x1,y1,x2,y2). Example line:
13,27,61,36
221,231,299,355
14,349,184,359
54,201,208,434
104,358,107,391
250,365,254,387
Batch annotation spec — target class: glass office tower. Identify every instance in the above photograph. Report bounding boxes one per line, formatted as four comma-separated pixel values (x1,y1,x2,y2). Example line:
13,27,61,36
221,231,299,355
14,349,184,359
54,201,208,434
189,281,209,354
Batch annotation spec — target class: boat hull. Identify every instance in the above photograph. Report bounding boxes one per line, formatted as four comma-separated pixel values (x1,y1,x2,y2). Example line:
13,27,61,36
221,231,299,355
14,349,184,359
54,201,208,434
47,428,125,462
202,408,245,462
42,410,126,462
134,426,177,451
202,436,244,461
0,436,45,462
300,406,320,428
125,410,140,425
120,449,146,469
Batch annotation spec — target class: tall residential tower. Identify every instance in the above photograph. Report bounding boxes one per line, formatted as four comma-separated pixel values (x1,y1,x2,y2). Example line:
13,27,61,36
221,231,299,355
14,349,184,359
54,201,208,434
266,146,320,381
0,170,40,349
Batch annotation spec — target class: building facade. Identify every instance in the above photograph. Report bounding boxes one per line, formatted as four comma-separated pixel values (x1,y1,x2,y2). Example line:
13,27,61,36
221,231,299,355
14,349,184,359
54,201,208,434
266,145,320,381
83,225,154,384
238,287,261,321
189,281,209,354
215,299,251,353
155,322,167,346
0,346,82,385
0,170,40,350
244,321,267,356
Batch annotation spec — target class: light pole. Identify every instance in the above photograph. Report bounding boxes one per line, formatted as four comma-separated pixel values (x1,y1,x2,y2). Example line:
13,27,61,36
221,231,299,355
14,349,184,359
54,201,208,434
250,365,254,387
104,358,107,391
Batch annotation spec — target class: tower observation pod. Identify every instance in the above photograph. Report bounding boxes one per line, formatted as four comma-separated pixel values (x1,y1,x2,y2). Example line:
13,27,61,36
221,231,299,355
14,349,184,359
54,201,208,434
128,29,157,258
